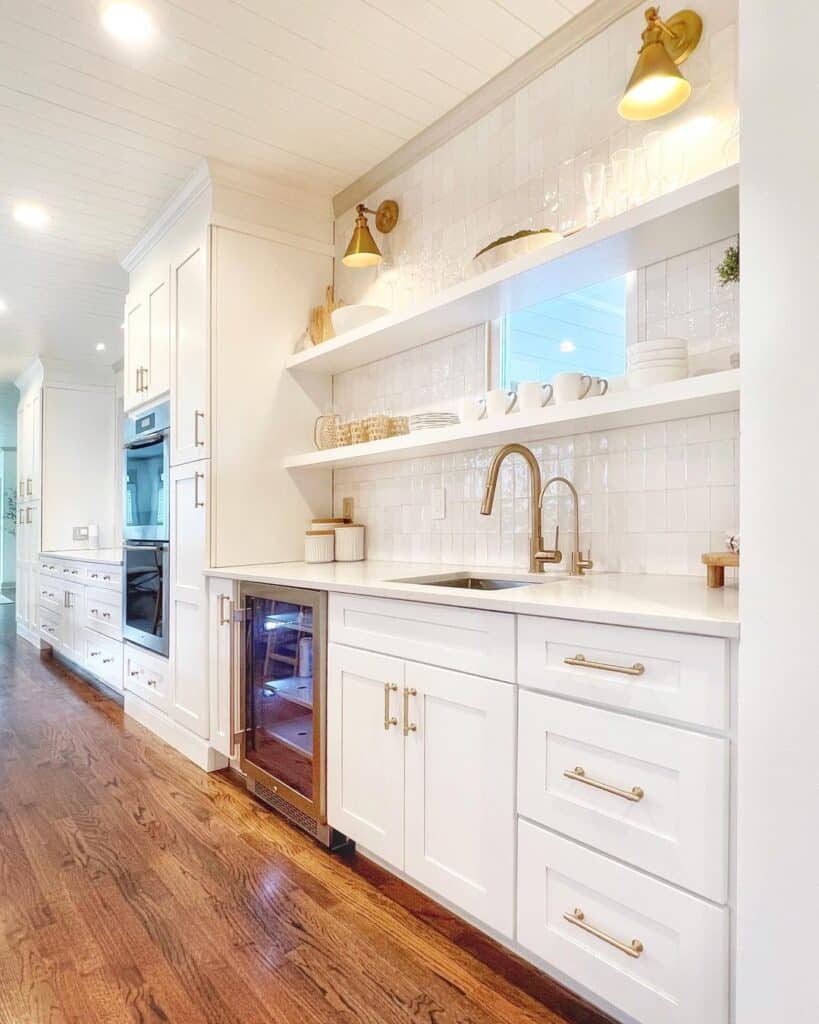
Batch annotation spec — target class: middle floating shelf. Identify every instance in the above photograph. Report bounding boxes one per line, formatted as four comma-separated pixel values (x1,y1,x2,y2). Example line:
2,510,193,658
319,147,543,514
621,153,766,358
286,165,739,377
283,371,740,471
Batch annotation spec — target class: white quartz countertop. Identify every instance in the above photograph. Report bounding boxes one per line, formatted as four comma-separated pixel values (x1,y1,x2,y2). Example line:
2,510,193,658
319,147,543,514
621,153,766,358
204,560,739,638
41,548,123,565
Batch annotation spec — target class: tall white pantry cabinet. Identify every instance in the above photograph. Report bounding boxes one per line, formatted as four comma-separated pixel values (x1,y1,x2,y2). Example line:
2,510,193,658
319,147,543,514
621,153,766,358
120,161,333,767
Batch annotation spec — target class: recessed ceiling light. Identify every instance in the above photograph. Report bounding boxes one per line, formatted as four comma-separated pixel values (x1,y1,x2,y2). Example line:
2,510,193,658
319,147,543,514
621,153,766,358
13,203,50,229
96,342,107,352
560,339,576,353
102,3,155,44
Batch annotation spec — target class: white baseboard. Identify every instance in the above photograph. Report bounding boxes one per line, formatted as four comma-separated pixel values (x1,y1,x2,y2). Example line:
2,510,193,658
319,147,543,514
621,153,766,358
124,692,229,772
16,621,43,648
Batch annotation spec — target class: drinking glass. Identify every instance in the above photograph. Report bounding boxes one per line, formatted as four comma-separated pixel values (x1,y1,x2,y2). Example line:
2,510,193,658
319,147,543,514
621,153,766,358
631,147,650,206
642,130,666,198
610,148,635,214
661,133,688,191
582,162,606,226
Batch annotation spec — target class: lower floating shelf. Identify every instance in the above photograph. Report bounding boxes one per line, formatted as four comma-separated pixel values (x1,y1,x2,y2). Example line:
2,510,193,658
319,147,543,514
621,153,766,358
283,370,740,471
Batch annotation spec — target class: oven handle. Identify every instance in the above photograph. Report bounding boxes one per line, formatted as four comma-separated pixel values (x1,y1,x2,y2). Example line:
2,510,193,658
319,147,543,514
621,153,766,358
124,431,166,449
123,544,166,551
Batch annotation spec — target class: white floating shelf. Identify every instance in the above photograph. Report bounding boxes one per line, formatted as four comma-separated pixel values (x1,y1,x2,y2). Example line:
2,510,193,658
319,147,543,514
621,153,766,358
287,165,739,377
284,371,740,471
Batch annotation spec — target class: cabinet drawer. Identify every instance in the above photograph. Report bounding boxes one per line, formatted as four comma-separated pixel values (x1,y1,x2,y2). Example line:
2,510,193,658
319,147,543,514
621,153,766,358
83,629,123,692
39,558,62,577
84,565,121,591
517,822,728,1024
56,561,84,581
517,617,728,729
40,607,60,645
518,691,728,901
86,586,122,639
328,593,515,682
38,579,61,612
124,644,169,710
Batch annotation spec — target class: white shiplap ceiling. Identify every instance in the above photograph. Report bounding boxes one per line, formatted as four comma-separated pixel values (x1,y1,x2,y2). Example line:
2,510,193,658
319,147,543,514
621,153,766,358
0,0,592,381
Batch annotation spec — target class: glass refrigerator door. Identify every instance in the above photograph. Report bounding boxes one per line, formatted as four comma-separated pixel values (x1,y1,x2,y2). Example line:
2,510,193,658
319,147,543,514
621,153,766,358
242,591,322,813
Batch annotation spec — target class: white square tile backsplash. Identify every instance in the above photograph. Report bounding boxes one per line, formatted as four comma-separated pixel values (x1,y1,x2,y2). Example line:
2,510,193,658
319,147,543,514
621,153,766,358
326,0,739,578
334,413,739,576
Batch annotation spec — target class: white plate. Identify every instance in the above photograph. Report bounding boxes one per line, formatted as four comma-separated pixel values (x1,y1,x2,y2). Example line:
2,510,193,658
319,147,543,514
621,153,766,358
627,365,688,388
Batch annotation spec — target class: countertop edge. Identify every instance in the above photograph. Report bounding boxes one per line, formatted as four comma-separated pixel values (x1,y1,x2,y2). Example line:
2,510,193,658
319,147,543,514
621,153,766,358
40,549,124,566
204,565,740,639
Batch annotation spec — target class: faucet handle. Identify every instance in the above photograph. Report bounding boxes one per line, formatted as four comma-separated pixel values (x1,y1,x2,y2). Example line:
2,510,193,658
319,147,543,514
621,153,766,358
536,525,563,566
576,549,594,574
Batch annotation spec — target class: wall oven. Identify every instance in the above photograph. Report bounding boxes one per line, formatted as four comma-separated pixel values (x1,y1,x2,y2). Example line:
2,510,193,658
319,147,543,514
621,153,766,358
123,402,169,543
238,582,347,849
123,543,169,657
123,402,170,656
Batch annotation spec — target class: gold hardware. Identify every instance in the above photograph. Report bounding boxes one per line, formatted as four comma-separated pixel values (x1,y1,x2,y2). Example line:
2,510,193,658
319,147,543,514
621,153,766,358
26,507,32,524
383,682,398,730
194,471,205,509
564,908,644,958
564,653,645,676
564,765,645,802
218,594,232,626
481,444,545,573
402,687,418,736
539,477,593,576
194,409,205,447
536,524,563,566
618,7,703,121
26,477,32,496
342,200,400,268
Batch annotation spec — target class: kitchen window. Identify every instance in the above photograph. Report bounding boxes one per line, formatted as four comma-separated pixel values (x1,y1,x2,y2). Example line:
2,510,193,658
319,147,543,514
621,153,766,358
498,274,633,390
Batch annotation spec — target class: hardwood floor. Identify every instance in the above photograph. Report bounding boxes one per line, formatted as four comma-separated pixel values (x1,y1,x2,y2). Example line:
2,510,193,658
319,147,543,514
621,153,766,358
0,605,613,1024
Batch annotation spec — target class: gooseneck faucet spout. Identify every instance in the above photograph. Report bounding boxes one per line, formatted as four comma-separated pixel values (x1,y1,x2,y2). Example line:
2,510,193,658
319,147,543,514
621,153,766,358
480,444,544,573
539,476,593,576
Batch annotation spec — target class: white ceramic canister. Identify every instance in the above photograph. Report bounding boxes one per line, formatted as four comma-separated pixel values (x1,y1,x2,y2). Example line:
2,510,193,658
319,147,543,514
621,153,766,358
304,529,335,563
334,523,365,562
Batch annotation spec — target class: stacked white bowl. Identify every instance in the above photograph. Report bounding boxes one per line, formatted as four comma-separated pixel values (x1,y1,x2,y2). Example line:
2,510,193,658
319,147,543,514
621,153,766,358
627,338,688,389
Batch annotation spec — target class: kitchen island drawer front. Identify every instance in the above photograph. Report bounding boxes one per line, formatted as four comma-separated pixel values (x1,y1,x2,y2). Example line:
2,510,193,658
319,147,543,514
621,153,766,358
83,629,123,692
86,586,122,639
517,617,728,729
40,608,60,645
518,692,729,901
518,822,728,1024
38,579,61,612
328,593,515,682
85,566,121,591
124,645,169,710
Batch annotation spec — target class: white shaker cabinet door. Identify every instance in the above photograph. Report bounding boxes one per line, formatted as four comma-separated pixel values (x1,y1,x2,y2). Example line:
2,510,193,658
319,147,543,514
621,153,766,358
327,643,405,870
403,662,516,937
207,577,236,759
124,295,149,412
171,238,209,466
146,272,171,402
169,460,210,738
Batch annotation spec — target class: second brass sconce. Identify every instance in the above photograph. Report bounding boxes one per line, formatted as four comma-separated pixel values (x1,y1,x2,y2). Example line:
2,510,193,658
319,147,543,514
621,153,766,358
618,7,703,121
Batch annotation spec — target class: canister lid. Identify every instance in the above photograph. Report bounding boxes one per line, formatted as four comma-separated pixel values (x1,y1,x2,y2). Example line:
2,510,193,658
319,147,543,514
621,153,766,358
312,517,348,525
334,523,364,529
305,529,335,536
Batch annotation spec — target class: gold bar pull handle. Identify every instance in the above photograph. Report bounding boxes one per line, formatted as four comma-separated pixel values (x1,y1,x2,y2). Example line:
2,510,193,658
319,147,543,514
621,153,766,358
563,908,644,959
564,765,644,802
402,687,418,736
383,683,398,730
564,653,645,676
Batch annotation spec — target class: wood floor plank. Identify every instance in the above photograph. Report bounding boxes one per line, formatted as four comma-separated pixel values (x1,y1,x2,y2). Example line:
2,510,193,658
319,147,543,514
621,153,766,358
0,606,613,1024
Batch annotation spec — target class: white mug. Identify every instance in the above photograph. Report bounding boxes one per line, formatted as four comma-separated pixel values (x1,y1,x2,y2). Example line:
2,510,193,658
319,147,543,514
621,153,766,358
552,372,593,404
458,395,486,422
590,376,609,397
485,388,517,417
517,381,554,413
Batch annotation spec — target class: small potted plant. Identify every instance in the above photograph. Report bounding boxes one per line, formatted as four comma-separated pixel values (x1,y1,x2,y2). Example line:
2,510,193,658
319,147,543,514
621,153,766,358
716,243,739,286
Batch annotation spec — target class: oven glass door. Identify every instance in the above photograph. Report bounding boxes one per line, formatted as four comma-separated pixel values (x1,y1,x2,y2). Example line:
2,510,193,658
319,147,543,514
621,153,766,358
124,435,168,542
124,544,168,657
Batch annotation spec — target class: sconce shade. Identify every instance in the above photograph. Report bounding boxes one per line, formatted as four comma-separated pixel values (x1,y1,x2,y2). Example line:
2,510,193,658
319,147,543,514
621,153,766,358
343,215,382,268
618,8,702,121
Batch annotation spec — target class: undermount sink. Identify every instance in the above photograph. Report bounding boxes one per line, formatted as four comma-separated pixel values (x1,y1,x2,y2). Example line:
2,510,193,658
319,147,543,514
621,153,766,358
391,572,558,590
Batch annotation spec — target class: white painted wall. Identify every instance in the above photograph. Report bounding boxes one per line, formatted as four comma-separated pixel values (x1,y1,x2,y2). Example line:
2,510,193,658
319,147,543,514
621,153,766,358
737,1,819,1020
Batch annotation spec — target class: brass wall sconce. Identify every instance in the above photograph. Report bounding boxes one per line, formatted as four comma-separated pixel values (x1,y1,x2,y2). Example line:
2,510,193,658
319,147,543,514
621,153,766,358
342,199,399,268
618,6,703,121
